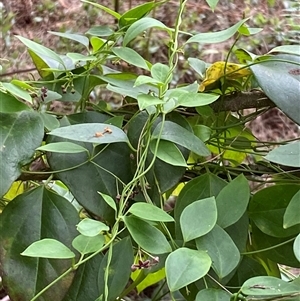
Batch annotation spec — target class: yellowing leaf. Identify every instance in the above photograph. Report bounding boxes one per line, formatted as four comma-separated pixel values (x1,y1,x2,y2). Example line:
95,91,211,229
3,181,24,200
199,61,252,92
131,268,166,293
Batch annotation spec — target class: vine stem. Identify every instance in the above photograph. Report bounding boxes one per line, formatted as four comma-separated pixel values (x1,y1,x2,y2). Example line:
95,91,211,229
241,237,296,255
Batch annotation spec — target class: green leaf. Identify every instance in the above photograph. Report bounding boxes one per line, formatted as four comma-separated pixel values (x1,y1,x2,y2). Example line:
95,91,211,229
77,218,109,237
0,186,79,300
66,53,96,63
62,254,103,301
250,54,300,124
112,47,150,70
98,192,117,212
166,248,211,291
249,184,300,237
177,92,219,107
49,123,129,144
196,289,231,301
187,19,249,44
2,82,32,103
196,225,240,279
269,45,300,56
0,91,31,113
137,94,165,110
134,75,162,87
175,174,227,236
188,58,206,78
16,35,65,68
180,197,217,242
150,140,188,167
216,174,250,228
123,17,169,46
294,234,300,262
37,141,88,154
241,276,300,297
98,237,133,301
151,63,170,82
47,137,133,223
265,141,300,167
152,121,210,157
128,203,174,222
0,111,44,197
124,215,172,254
72,234,105,254
119,1,162,27
205,0,220,11
21,238,75,259
251,224,300,267
40,112,60,131
81,0,121,19
48,31,89,48
86,25,114,37
284,190,300,228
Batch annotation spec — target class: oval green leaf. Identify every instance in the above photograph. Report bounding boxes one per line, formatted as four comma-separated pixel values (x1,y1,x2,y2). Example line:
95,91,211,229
72,234,105,255
196,225,240,279
265,141,300,168
21,238,75,259
77,218,109,237
36,142,89,154
49,123,129,144
180,197,217,242
129,203,174,222
196,288,231,301
166,248,211,291
124,215,172,254
284,190,300,229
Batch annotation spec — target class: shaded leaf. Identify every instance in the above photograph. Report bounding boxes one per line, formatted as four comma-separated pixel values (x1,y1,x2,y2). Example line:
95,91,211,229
196,288,231,301
0,186,79,301
0,111,44,197
196,225,240,279
284,190,300,228
0,91,31,113
63,254,103,301
98,237,133,301
249,184,300,237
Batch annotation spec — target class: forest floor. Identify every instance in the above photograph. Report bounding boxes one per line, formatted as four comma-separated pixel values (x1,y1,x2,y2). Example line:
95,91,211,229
1,0,298,80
